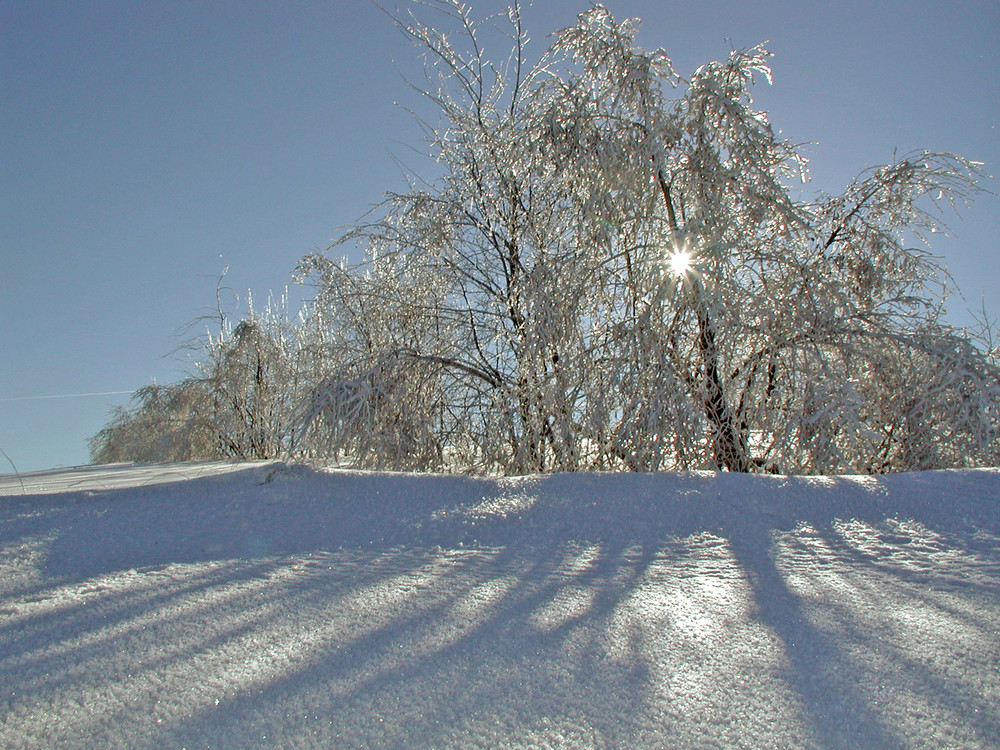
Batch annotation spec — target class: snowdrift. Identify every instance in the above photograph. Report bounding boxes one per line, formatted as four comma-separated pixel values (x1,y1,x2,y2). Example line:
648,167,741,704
1,462,998,749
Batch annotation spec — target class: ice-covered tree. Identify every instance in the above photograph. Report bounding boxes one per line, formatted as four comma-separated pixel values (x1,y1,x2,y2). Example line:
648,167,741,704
88,381,218,464
91,291,305,464
301,2,613,472
93,2,998,474
298,1,998,474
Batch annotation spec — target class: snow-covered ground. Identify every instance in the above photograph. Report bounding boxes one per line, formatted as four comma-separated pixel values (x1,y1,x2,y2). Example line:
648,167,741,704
1,462,997,749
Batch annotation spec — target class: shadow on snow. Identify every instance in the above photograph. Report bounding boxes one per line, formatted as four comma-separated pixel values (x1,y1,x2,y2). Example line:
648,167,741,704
1,466,998,748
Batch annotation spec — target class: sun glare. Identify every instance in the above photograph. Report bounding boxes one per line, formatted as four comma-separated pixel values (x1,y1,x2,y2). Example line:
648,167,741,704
668,250,693,276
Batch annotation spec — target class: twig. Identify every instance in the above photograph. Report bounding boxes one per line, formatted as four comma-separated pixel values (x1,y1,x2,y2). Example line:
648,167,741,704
0,446,26,494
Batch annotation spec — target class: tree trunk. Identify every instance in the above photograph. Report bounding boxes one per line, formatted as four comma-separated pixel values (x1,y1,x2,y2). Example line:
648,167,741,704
697,305,751,472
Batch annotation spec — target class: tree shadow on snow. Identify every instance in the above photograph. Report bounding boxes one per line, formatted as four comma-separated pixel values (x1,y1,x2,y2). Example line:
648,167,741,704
1,465,998,749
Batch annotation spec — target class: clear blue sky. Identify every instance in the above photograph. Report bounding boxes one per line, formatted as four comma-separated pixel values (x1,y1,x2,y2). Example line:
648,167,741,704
2,0,998,473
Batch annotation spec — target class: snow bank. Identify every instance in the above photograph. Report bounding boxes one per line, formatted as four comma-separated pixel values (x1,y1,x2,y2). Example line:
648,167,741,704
1,464,997,749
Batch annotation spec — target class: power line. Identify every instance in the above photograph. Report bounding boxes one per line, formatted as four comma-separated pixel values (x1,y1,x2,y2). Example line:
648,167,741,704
0,390,135,403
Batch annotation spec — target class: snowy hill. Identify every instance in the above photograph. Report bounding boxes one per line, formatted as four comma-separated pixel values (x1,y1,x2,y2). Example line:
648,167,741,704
1,462,998,749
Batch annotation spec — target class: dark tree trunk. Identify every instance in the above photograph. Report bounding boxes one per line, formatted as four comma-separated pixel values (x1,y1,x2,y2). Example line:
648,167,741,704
697,306,751,472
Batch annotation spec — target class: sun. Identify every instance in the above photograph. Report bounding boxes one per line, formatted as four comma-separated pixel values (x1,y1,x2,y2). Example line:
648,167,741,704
667,249,693,276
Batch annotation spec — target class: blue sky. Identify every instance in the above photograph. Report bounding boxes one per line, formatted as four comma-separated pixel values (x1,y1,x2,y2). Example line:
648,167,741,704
2,0,998,473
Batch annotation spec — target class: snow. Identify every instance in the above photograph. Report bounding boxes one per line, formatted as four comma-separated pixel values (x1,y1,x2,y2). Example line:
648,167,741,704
1,462,998,749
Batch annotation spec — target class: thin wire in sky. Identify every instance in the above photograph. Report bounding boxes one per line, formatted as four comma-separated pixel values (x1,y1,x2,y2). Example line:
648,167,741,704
0,390,135,403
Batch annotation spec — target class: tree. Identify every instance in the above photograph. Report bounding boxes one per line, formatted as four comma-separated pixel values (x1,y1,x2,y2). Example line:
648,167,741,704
298,1,998,474
93,2,998,474
91,291,304,464
88,381,218,464
301,1,614,473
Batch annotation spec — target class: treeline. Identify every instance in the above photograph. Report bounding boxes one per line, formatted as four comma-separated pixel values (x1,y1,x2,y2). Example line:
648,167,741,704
91,3,1000,474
